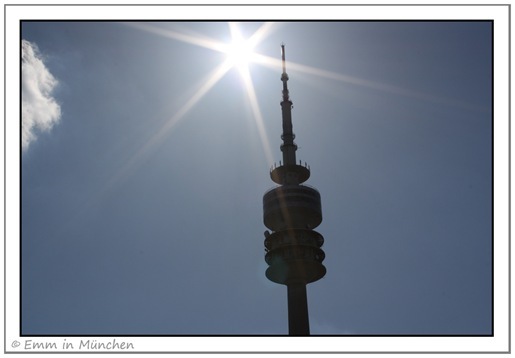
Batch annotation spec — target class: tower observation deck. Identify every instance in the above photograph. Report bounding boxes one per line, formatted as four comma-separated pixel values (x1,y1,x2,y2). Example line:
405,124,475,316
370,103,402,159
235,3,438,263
263,45,326,336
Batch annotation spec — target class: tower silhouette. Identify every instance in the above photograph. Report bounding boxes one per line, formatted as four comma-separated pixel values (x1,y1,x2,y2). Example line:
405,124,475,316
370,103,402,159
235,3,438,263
263,45,326,336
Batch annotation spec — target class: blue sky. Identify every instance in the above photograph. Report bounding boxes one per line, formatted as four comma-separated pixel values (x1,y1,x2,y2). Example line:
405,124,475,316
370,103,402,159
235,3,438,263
21,21,492,335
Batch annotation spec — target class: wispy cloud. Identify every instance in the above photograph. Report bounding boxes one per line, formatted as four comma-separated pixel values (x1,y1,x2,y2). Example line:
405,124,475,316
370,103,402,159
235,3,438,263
22,39,61,151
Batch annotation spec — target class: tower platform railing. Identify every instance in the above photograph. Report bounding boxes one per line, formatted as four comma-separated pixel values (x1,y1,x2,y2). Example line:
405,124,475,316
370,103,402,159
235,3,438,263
270,160,310,172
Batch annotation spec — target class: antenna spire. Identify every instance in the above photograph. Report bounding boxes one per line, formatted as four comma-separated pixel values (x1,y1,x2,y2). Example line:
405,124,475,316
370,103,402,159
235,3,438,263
281,43,289,102
279,43,296,168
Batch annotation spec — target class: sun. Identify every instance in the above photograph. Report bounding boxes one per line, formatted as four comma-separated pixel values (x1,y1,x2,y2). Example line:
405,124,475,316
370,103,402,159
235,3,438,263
226,39,255,70
224,24,257,72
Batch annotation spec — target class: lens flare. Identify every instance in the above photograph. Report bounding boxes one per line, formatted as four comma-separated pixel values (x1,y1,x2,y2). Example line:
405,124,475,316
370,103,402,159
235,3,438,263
110,22,276,190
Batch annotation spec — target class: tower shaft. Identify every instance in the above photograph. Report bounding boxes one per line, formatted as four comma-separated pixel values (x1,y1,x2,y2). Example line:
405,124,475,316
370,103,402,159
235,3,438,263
287,282,310,335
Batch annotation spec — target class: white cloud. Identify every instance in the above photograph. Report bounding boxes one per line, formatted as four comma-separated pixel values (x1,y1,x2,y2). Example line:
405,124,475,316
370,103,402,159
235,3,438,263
21,39,61,151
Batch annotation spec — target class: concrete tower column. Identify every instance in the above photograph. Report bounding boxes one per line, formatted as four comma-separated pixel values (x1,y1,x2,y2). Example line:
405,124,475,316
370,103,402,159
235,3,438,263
287,282,310,336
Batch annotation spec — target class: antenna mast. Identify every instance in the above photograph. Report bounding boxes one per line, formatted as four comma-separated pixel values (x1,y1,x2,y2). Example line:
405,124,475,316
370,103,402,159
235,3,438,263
279,44,297,172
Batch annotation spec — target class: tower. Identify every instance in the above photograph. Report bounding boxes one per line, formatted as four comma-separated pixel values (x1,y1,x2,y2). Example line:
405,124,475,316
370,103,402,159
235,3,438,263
263,45,326,336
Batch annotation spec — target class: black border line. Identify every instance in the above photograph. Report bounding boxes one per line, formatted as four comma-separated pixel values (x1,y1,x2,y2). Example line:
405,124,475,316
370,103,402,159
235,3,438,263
3,2,6,356
2,3,513,6
18,11,22,342
492,17,495,339
17,19,495,339
509,3,512,353
6,3,509,354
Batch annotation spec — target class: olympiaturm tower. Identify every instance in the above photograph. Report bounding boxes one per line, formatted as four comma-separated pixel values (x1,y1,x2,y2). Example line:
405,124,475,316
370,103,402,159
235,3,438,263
263,45,326,336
